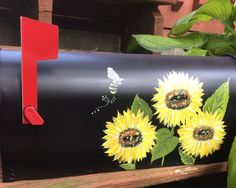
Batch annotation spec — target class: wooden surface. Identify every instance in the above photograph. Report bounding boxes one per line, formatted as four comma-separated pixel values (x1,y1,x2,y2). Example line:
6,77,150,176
0,153,2,183
0,45,102,52
37,0,175,24
38,0,53,23
153,9,164,36
0,0,169,51
0,45,21,51
72,0,177,5
0,162,227,188
0,45,117,53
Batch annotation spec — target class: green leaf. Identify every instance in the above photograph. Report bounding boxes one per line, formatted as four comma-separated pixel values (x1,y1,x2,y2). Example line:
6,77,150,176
204,34,236,55
170,0,234,35
197,0,233,21
234,6,236,22
213,45,236,56
134,33,207,52
171,13,212,36
178,147,195,165
151,128,179,163
131,94,153,120
203,80,230,119
228,136,236,188
185,48,207,56
119,163,136,170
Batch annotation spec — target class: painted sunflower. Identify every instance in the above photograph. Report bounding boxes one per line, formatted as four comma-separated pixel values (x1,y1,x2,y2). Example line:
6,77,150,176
178,112,226,158
153,71,204,127
102,109,156,164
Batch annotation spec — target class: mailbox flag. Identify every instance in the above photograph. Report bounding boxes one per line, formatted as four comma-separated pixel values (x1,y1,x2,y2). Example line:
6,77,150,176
21,17,58,125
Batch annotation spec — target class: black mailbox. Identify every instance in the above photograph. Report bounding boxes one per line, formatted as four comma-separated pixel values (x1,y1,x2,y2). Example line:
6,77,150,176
0,49,236,182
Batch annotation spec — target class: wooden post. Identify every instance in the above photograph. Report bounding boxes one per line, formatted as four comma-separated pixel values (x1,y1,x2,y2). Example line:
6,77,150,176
152,7,164,54
38,0,53,23
153,7,164,36
121,5,164,53
0,162,227,188
0,151,2,182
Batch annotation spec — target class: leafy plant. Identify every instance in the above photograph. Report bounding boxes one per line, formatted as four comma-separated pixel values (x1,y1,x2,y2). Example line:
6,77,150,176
132,1,235,186
228,136,236,188
133,0,236,56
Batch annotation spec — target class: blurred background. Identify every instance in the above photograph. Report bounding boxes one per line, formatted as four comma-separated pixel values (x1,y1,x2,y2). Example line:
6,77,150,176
0,0,231,53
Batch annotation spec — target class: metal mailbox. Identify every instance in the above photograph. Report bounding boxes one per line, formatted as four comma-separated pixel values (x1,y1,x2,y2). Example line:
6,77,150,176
0,49,236,181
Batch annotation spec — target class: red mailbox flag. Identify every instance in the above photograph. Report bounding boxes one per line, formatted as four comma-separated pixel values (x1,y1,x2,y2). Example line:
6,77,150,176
21,17,58,125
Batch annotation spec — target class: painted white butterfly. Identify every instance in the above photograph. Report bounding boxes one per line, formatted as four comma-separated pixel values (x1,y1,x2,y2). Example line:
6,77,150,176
107,67,124,95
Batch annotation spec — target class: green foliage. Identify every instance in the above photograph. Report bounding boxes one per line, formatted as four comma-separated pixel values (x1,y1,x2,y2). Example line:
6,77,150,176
133,0,236,56
203,34,236,55
228,136,236,188
119,163,136,170
203,80,230,119
131,94,153,120
134,33,207,52
170,11,212,36
185,48,208,56
178,147,195,165
171,0,233,36
151,128,179,163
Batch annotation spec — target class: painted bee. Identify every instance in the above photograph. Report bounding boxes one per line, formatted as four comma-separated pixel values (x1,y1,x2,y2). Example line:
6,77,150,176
91,67,124,115
107,67,124,95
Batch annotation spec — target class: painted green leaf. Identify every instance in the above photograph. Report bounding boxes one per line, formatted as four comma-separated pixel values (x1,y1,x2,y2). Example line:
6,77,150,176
185,48,207,56
203,80,230,119
151,128,179,163
131,94,153,120
178,147,195,165
170,0,234,35
119,163,136,171
228,136,236,188
133,33,207,52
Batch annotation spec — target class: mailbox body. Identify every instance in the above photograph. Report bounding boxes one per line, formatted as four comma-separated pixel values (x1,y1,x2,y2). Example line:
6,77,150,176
0,50,236,181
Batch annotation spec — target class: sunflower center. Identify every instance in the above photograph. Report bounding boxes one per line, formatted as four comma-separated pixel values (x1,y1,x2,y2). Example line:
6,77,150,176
119,128,143,147
165,89,190,110
193,126,214,141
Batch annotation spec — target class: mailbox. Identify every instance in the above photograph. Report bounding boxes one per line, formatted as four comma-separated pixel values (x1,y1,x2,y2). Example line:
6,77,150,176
0,49,236,181
0,17,235,183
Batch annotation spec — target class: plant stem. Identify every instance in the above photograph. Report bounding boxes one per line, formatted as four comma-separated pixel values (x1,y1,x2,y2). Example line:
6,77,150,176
171,126,175,136
161,156,165,167
223,22,236,36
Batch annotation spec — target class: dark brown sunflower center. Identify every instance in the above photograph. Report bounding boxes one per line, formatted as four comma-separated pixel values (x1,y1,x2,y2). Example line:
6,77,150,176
119,128,143,148
193,126,214,141
165,89,190,110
